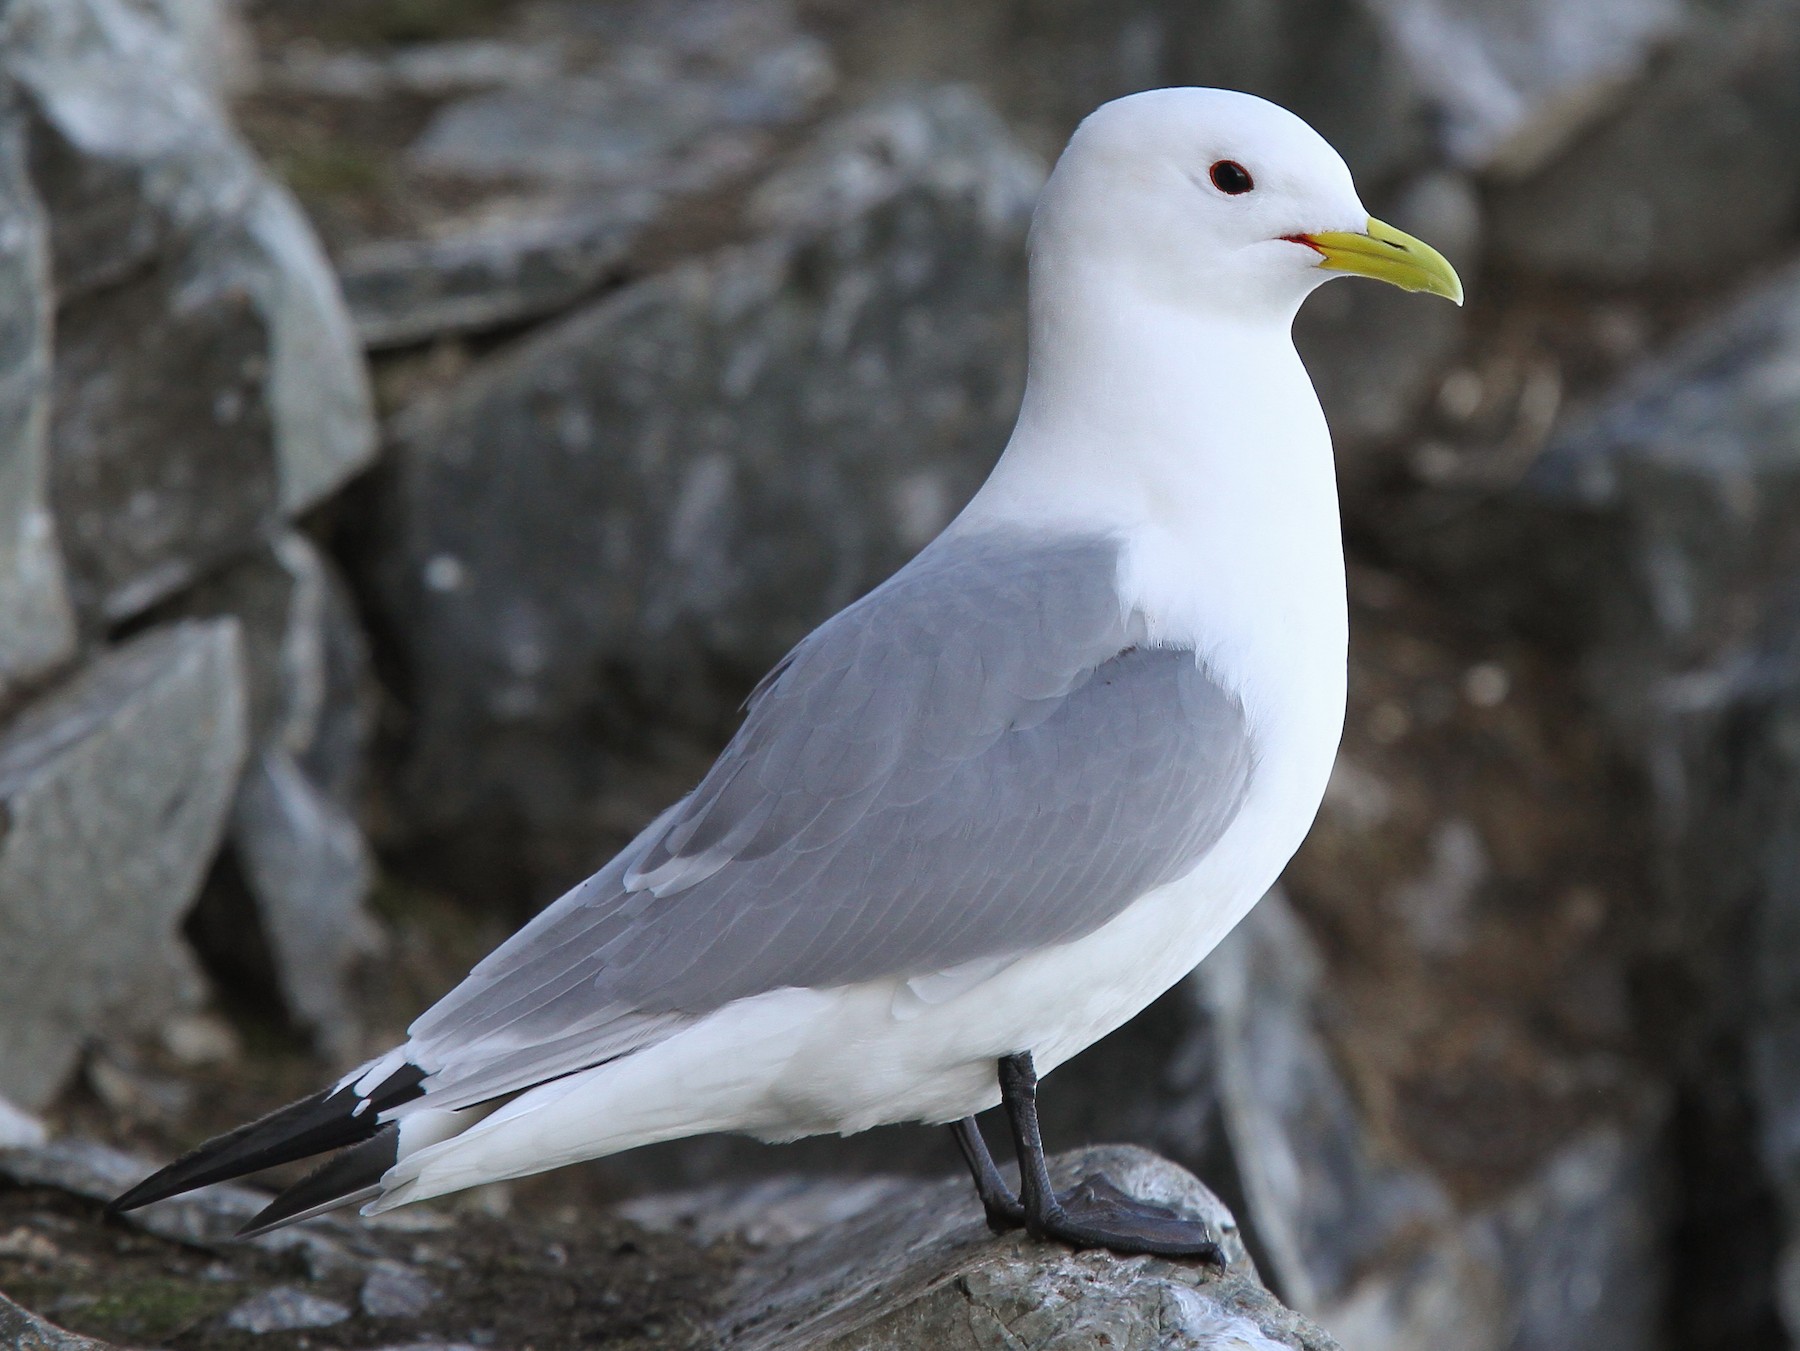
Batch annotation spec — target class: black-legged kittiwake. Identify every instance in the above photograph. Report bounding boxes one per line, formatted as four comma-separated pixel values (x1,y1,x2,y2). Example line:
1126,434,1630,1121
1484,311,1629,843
115,87,1462,1259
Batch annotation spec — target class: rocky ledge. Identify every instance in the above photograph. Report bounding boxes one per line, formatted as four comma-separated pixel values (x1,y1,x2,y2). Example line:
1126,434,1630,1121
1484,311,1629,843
0,1137,1333,1350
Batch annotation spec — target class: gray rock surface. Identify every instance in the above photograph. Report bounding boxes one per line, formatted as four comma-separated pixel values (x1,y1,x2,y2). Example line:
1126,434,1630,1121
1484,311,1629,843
0,1292,118,1351
828,0,1429,182
0,1134,1333,1351
173,534,378,1051
339,205,649,350
1189,892,1666,1351
225,750,378,1048
307,0,834,349
378,87,1043,885
621,1173,926,1248
1360,0,1683,174
854,0,1627,186
0,94,73,698
360,1260,442,1319
405,0,833,190
1488,0,1800,283
0,1096,47,1150
170,534,369,793
611,1144,1335,1350
266,36,563,100
5,0,375,625
1196,895,1453,1316
1518,259,1800,1342
0,621,247,1109
0,1135,367,1270
45,243,279,625
223,1286,353,1334
1526,260,1800,684
1748,697,1800,1337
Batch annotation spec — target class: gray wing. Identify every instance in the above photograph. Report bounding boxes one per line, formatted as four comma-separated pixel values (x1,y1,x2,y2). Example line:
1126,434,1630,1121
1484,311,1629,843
405,531,1254,1109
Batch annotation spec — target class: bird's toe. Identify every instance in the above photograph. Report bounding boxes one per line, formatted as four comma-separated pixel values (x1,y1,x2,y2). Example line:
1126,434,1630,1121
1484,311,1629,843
1031,1176,1225,1264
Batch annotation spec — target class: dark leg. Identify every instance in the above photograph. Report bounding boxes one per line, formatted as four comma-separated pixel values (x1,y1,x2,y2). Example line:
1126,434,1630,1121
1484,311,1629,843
949,1117,1024,1231
997,1050,1224,1263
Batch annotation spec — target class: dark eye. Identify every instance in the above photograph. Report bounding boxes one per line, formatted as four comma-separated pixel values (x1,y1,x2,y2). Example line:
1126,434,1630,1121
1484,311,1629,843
1209,160,1254,195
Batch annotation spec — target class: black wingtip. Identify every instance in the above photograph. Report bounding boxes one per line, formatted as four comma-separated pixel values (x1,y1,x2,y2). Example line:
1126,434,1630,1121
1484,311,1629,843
111,1097,332,1214
234,1127,400,1239
110,1061,426,1214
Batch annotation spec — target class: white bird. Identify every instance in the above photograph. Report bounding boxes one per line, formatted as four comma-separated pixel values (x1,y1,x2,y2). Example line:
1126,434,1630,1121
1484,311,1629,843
116,87,1461,1258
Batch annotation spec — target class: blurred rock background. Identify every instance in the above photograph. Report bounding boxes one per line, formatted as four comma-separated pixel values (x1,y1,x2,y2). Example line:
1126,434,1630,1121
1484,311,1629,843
2,0,1800,1347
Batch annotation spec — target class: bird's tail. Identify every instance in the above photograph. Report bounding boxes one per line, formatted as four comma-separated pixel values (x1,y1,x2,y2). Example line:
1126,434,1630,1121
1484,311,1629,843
109,1056,426,1236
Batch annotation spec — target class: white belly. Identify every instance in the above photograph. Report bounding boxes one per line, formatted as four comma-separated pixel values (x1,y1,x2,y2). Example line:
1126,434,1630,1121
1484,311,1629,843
752,737,1335,1134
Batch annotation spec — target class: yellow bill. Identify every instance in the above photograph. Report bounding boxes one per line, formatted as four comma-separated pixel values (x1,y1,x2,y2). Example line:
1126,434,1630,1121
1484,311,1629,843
1290,216,1463,305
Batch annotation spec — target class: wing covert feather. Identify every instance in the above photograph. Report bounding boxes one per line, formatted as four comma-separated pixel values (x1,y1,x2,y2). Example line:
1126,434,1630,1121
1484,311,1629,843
406,532,1254,1108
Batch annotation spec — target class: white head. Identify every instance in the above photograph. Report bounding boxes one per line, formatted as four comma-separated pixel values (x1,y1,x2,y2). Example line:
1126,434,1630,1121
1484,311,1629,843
1031,88,1462,322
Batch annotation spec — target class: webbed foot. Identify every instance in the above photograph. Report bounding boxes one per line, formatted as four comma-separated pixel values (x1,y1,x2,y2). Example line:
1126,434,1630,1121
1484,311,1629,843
951,1054,1230,1264
1028,1172,1223,1261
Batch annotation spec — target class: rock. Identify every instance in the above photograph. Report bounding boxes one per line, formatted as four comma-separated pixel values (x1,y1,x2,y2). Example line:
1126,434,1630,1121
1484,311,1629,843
0,1136,354,1273
1523,259,1800,682
310,0,833,349
1319,1116,1667,1351
166,532,370,800
84,1048,196,1123
1195,894,1454,1316
405,0,833,190
0,1131,1332,1350
1755,729,1800,1336
1358,0,1683,174
1195,896,1668,1351
158,1010,242,1067
887,0,1682,194
146,0,257,98
45,243,280,625
1506,258,1800,1343
717,1145,1337,1350
5,0,375,625
1291,570,1668,1347
339,204,649,349
826,0,1430,182
171,534,379,1050
0,1292,119,1351
223,1285,353,1333
1488,0,1800,283
268,37,563,100
359,1260,442,1319
1173,567,1669,1351
0,93,74,698
1,1136,213,1214
375,86,1043,892
224,750,379,1049
1511,257,1800,761
621,1174,923,1248
0,620,247,1109
1484,1123,1669,1351
0,1096,47,1149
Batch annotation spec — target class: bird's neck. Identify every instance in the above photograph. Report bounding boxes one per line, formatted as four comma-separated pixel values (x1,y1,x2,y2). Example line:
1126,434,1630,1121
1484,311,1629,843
955,264,1348,749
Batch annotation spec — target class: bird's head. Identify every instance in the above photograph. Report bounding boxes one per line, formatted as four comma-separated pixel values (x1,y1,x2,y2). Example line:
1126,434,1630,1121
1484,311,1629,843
1032,87,1463,320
